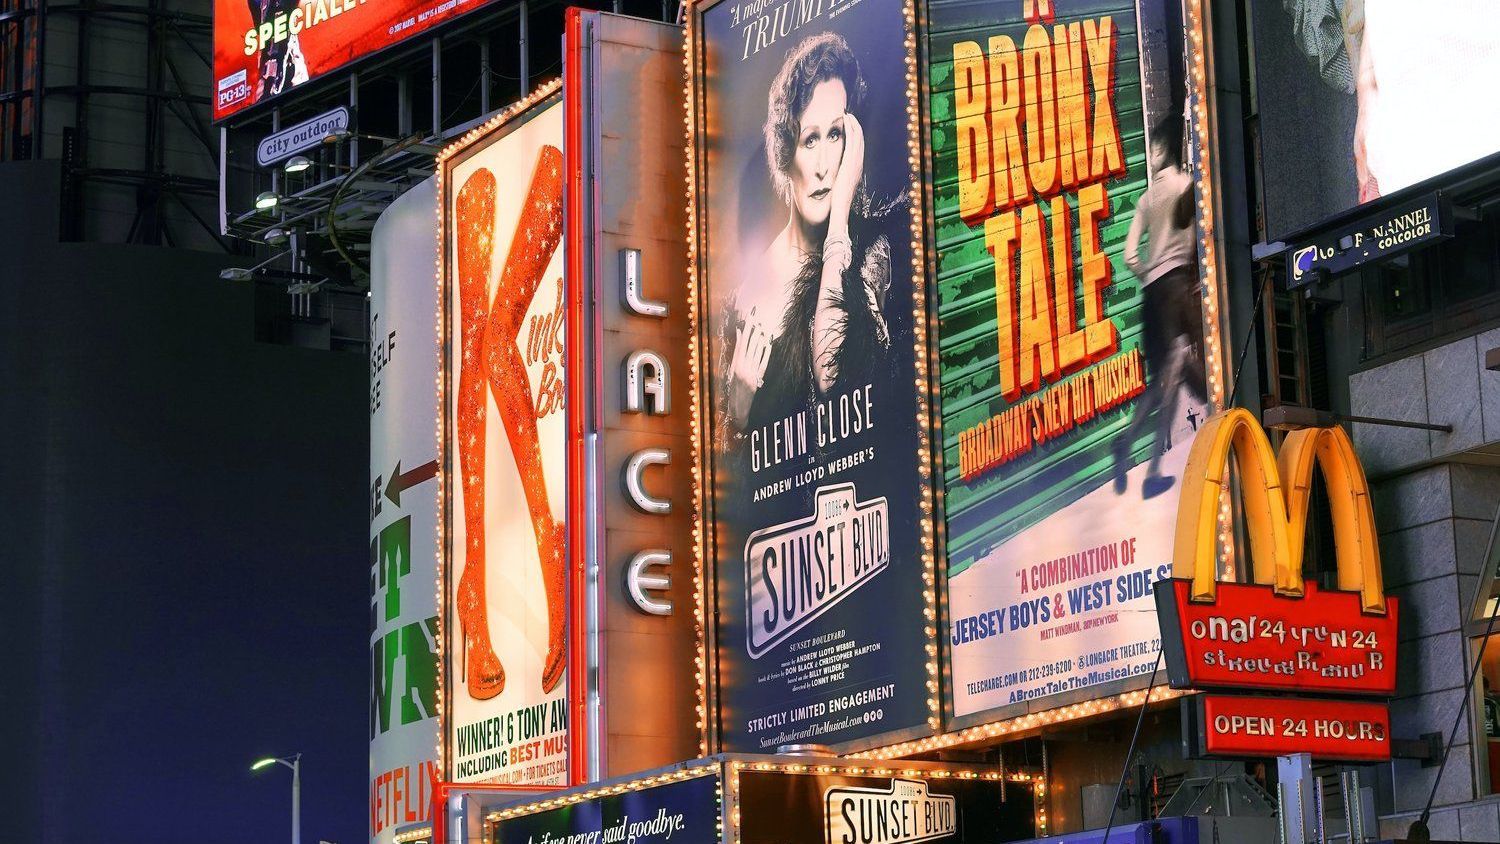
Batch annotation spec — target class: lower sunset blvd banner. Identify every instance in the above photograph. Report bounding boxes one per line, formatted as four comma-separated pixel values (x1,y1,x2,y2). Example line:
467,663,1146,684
736,769,1034,844
489,773,721,844
928,0,1219,723
691,0,935,750
1192,695,1392,763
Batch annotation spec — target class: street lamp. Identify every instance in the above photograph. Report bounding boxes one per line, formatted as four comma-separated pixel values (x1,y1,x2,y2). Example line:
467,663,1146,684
251,754,302,844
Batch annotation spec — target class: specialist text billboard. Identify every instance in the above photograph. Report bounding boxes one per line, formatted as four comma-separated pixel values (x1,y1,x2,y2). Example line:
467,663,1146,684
370,178,441,844
213,0,501,121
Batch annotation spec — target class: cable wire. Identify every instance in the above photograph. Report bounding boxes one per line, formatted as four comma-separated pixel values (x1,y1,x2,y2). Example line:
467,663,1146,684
1099,252,1271,844
1100,652,1163,844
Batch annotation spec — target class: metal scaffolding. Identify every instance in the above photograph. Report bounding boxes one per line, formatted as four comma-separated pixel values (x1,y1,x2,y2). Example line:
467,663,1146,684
2,0,225,248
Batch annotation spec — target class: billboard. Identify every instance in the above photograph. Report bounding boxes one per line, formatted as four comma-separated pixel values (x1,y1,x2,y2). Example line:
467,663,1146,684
1156,410,1396,764
440,88,569,786
1191,695,1392,763
370,178,441,844
213,0,500,121
1254,1,1500,238
928,0,1220,725
688,0,938,751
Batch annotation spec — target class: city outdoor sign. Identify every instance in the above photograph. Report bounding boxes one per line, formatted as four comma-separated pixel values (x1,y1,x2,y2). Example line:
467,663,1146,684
1285,191,1453,289
1154,407,1397,761
256,106,349,167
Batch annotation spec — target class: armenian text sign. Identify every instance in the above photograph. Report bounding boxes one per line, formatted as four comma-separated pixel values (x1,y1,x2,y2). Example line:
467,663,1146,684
1156,578,1398,696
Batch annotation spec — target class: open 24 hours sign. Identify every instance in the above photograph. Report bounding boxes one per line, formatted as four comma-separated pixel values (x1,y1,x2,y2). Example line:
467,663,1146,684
1188,696,1392,764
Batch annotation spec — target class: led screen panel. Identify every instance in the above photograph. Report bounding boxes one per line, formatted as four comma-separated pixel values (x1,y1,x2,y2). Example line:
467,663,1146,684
213,0,501,121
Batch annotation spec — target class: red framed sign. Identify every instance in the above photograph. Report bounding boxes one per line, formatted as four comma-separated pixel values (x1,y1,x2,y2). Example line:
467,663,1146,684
1156,578,1399,697
1192,695,1392,763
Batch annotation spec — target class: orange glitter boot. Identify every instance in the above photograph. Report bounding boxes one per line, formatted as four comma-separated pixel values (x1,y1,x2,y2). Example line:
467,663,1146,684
454,167,505,701
483,145,568,695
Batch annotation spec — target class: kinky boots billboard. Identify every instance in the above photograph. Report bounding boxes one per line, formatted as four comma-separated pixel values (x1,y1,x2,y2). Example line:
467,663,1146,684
433,14,706,791
1154,408,1400,763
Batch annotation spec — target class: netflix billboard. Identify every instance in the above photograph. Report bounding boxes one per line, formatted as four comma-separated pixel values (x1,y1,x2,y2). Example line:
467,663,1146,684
213,0,502,121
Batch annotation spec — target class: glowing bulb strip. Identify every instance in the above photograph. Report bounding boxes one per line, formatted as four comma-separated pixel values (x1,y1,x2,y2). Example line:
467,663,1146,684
432,78,565,783
482,765,721,824
854,685,1187,760
393,826,434,844
901,0,941,736
681,0,710,759
1180,0,1236,573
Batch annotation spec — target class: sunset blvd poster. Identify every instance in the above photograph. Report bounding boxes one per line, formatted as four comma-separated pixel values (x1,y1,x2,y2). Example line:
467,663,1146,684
692,0,935,750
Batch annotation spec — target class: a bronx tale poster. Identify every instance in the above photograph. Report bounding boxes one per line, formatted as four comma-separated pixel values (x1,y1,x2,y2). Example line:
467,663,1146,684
929,0,1216,726
692,0,935,750
443,95,569,784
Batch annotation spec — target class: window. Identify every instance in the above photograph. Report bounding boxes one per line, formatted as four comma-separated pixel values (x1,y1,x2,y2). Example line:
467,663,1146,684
1362,215,1500,360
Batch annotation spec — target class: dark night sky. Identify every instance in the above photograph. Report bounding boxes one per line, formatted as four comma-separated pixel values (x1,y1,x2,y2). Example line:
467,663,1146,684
7,160,370,844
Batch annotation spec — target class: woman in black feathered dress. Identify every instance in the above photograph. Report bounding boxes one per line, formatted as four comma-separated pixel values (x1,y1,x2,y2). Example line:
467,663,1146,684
717,31,904,453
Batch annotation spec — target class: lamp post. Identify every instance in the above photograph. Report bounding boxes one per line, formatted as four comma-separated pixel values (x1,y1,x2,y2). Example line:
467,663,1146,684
252,754,302,844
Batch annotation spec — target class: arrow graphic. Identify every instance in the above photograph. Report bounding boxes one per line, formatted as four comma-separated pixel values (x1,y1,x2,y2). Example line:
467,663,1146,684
385,459,439,507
